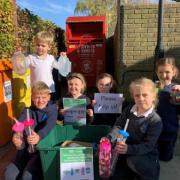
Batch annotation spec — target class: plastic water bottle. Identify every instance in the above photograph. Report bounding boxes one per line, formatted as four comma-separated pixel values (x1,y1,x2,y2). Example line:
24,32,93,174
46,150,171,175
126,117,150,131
99,138,112,179
12,121,25,150
110,130,129,176
24,118,36,153
12,49,27,75
57,53,71,77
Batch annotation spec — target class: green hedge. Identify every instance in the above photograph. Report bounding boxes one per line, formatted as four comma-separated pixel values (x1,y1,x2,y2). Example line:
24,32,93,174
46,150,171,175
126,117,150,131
0,1,65,59
0,0,15,58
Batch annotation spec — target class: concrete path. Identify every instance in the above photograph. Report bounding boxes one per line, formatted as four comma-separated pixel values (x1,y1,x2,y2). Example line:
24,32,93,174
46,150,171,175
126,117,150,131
160,156,180,180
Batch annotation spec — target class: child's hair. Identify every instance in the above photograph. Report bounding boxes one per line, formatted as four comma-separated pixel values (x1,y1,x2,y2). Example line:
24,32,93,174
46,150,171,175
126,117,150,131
96,73,116,90
155,56,179,79
34,31,54,46
32,81,50,94
67,73,87,93
129,77,157,105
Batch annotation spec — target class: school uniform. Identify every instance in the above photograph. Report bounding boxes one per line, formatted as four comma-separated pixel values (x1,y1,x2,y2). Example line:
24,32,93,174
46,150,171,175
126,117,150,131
157,83,180,161
5,102,57,180
107,104,162,180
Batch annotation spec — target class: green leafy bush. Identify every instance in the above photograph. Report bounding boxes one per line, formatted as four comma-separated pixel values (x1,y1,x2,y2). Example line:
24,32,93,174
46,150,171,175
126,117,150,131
0,0,16,58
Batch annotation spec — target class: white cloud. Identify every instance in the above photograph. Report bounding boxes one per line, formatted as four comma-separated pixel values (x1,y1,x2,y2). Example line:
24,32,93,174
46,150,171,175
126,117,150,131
46,2,74,14
16,0,74,15
16,0,32,9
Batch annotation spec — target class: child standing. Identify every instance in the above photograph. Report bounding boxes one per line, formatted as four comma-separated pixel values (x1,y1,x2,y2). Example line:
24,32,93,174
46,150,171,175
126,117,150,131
5,81,57,180
156,57,180,161
106,78,162,180
57,73,93,124
91,73,120,127
25,31,59,101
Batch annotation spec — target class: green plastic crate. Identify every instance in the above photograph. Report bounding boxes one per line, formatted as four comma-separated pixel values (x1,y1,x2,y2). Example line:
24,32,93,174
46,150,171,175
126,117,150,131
37,125,111,180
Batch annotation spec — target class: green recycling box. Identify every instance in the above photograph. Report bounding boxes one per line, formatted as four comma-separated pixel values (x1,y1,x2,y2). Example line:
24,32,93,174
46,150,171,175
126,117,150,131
37,124,111,180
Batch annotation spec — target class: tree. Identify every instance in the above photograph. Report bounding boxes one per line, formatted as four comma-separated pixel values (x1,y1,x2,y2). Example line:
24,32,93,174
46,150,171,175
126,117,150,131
0,0,16,58
74,0,117,36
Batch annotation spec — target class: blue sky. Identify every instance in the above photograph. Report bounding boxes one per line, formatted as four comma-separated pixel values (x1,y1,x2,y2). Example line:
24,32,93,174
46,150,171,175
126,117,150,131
16,0,169,29
16,0,78,29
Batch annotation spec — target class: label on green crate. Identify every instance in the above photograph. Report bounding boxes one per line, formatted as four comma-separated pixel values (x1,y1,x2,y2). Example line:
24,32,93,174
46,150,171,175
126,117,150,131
63,98,86,125
60,147,94,180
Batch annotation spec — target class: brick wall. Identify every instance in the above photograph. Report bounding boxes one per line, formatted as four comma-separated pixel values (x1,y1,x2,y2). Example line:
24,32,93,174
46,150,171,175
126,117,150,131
114,3,180,92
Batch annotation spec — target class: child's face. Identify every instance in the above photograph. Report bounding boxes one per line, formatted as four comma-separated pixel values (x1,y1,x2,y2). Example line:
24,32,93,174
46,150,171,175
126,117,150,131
97,77,112,93
132,84,155,113
36,41,50,56
32,92,50,109
156,64,176,85
68,78,84,97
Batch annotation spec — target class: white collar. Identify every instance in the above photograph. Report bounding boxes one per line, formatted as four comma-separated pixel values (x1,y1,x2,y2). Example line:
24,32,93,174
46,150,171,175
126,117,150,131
130,105,154,117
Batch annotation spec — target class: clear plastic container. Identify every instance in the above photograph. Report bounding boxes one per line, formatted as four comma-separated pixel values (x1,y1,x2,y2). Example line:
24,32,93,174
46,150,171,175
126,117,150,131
12,51,27,75
111,130,129,176
24,118,36,153
99,138,112,179
57,54,71,77
12,122,25,150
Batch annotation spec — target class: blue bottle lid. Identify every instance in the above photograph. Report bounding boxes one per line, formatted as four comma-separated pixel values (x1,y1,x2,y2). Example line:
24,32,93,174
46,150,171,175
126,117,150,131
119,130,129,138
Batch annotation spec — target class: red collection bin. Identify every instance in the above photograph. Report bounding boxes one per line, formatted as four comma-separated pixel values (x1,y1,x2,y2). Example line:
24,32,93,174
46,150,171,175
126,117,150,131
66,16,107,87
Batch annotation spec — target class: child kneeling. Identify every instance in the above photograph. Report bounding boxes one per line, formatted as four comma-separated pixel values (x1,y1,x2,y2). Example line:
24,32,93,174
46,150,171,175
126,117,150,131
107,78,162,180
5,81,57,180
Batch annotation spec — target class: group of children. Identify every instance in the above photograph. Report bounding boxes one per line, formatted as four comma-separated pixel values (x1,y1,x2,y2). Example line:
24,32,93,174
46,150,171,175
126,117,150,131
5,30,180,180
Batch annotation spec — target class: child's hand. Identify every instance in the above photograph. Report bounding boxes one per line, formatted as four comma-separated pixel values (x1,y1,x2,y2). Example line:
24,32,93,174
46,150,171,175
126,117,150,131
87,108,94,117
100,137,110,143
115,141,127,154
27,131,40,145
172,85,180,92
91,99,96,107
59,108,65,115
12,133,23,148
60,52,66,56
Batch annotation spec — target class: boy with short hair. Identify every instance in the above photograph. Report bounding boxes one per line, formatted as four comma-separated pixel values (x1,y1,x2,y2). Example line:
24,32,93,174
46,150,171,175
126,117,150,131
26,31,59,101
5,81,57,180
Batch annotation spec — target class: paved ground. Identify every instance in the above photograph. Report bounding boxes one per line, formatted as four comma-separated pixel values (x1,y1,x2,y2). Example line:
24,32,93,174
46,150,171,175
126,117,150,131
159,131,180,180
0,132,180,180
160,156,180,180
0,143,16,180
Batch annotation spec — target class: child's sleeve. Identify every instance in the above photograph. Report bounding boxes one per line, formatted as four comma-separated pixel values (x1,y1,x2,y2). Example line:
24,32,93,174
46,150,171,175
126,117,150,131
86,96,94,124
52,57,59,69
126,114,162,155
37,104,58,139
57,98,64,121
25,54,32,67
18,107,31,122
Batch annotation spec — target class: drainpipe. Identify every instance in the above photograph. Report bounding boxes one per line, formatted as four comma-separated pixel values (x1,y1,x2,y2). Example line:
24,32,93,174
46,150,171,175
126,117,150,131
153,0,164,81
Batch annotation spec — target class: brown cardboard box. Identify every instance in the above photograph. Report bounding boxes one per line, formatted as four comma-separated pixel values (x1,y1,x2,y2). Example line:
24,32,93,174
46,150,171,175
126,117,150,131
61,140,93,147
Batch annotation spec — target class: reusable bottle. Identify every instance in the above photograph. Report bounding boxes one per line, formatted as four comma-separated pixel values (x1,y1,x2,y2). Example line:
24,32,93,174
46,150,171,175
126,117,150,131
99,138,112,179
12,49,27,75
110,130,129,176
24,118,36,153
12,122,25,150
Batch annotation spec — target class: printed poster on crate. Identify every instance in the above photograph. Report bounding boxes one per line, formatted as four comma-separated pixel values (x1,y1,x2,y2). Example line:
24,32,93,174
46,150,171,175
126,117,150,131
94,93,124,114
60,147,94,180
63,98,86,125
3,80,12,102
